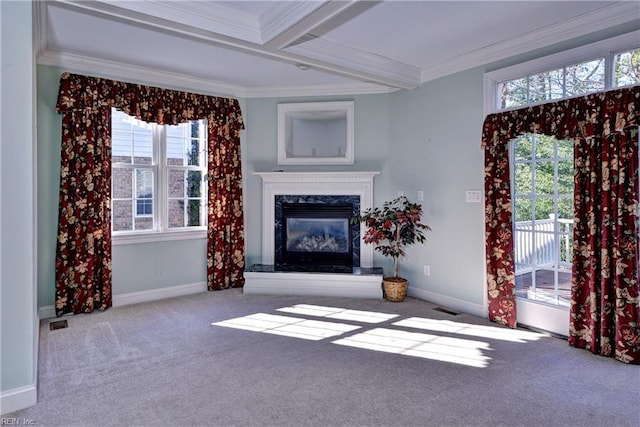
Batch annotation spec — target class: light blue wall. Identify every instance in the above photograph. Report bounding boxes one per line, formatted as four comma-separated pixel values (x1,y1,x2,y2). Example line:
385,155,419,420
1,0,37,397
243,95,391,268
387,69,487,305
36,65,62,307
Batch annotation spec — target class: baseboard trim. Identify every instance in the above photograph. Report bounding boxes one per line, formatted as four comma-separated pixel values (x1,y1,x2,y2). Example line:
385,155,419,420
407,286,487,318
38,281,207,319
0,384,37,415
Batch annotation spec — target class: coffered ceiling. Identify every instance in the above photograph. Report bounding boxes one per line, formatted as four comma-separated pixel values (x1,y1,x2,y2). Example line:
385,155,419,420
36,1,639,97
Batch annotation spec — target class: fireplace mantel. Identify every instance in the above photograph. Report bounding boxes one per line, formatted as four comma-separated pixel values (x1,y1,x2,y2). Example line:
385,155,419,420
254,171,380,268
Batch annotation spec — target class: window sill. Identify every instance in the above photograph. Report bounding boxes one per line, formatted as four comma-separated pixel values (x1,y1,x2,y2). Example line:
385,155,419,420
112,229,207,245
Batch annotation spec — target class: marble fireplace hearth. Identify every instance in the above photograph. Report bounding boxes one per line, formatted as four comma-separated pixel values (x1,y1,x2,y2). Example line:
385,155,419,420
244,171,384,299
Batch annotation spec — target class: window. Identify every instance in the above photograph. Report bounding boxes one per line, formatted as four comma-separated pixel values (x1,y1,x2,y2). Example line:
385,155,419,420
485,31,640,112
111,108,208,241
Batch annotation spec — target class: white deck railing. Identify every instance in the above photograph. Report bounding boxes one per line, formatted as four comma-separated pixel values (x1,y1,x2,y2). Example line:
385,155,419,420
514,217,573,272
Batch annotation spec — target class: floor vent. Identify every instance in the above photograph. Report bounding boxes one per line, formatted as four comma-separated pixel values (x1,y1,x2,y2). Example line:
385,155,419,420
433,307,459,316
49,320,68,330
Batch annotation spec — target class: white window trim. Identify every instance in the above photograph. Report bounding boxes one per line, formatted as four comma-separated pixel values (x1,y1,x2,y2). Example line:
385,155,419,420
484,30,640,115
112,229,206,245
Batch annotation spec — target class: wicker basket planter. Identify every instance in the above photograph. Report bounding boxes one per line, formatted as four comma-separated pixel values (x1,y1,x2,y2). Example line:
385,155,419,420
382,277,408,302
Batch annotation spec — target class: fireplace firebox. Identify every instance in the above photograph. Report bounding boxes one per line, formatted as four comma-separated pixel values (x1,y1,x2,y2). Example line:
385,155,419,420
274,194,360,271
280,203,353,267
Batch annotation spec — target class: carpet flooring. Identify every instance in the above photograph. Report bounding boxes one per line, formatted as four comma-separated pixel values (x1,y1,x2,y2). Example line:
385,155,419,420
6,289,639,426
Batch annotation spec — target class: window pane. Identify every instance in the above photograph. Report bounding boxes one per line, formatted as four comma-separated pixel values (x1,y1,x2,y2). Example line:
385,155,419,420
187,200,202,227
565,58,605,96
135,169,153,198
168,169,185,198
514,197,532,223
136,199,153,216
168,169,203,199
533,197,555,220
168,199,185,228
498,78,527,109
557,197,573,222
615,48,640,87
529,68,564,103
535,162,555,195
166,125,186,166
111,108,153,164
557,139,573,159
134,217,154,230
133,129,153,164
166,121,206,167
513,136,533,161
557,160,573,195
558,232,573,266
534,135,555,159
534,229,554,265
113,200,133,232
135,169,153,217
112,168,132,198
514,163,532,195
187,171,202,198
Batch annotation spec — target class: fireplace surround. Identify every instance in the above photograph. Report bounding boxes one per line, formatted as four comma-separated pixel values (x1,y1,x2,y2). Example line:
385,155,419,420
244,171,383,298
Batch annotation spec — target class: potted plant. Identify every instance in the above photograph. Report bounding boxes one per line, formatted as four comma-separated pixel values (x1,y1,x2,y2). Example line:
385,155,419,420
352,196,431,302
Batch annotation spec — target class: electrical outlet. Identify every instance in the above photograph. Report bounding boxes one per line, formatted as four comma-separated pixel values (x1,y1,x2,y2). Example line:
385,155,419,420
423,265,430,276
417,190,424,201
397,190,405,197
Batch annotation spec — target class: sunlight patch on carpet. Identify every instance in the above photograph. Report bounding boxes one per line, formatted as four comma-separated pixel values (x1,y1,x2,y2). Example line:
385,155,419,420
333,328,492,368
393,318,547,343
213,313,361,340
277,304,398,323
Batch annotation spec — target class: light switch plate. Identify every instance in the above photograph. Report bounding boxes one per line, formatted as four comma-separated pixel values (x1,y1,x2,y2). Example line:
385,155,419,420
466,190,482,203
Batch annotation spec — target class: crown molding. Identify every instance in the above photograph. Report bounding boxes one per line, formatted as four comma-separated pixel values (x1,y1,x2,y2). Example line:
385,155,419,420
37,50,396,99
420,1,640,83
37,50,248,98
245,81,396,98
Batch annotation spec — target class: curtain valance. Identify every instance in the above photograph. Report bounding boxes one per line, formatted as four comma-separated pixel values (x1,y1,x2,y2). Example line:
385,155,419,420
482,86,639,148
55,72,244,130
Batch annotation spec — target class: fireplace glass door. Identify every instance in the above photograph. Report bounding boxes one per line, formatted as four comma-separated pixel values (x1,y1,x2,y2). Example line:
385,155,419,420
280,203,353,267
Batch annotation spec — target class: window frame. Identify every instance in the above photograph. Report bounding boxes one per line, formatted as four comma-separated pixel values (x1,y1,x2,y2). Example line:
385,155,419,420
111,110,208,245
484,31,639,115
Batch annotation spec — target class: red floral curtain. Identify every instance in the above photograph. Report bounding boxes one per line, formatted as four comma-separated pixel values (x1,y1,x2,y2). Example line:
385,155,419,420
207,111,245,290
571,124,639,363
482,86,639,362
54,107,113,316
55,72,245,316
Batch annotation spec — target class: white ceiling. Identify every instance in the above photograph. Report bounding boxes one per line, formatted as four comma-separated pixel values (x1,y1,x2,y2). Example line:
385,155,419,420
36,1,639,98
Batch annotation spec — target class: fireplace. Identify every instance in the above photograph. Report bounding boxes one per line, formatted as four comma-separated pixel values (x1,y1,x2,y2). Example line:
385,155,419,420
276,197,359,270
244,171,383,299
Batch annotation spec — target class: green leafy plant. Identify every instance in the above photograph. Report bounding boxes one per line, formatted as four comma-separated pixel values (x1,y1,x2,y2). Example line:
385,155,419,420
352,196,431,279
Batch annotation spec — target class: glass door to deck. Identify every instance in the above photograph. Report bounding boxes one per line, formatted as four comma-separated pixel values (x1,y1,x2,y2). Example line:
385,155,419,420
511,134,572,336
